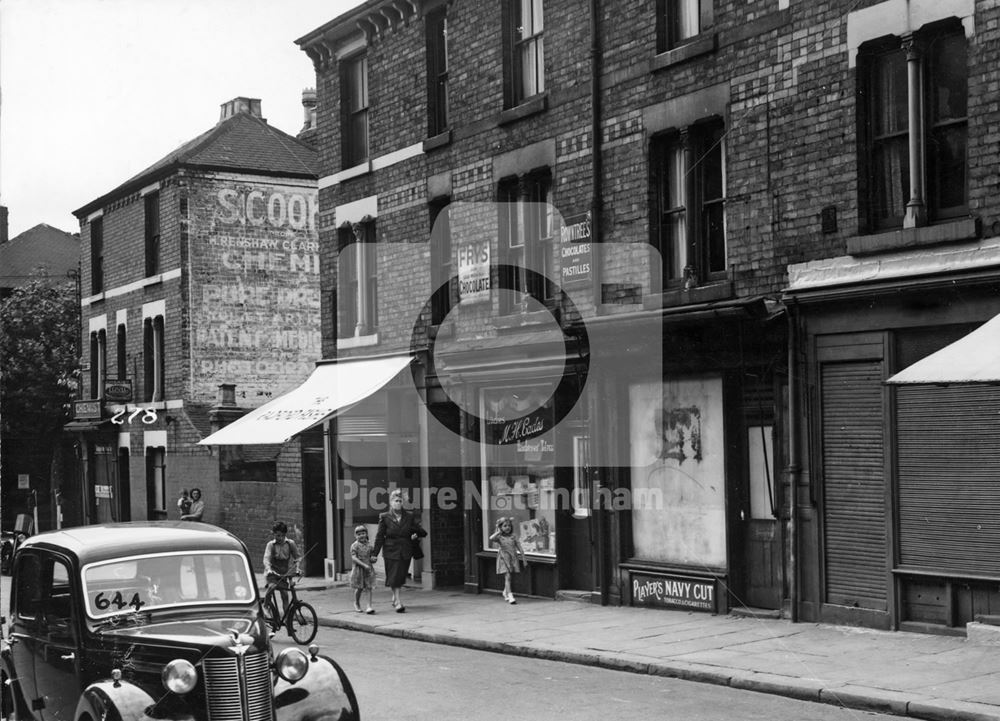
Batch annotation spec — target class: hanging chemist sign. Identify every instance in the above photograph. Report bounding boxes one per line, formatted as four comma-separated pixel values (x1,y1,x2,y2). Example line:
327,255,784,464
458,240,491,303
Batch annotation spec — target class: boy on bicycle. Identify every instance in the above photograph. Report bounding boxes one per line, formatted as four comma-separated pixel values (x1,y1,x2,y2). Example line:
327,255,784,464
263,521,300,617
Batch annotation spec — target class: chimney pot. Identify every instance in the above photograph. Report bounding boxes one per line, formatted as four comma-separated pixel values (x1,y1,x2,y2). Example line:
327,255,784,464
301,88,318,131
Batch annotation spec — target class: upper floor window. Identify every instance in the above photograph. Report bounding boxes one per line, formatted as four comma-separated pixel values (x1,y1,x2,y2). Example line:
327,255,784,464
90,217,104,294
116,323,127,380
144,192,161,277
498,171,554,314
505,0,545,107
338,221,378,338
858,21,967,231
429,199,454,325
650,119,726,289
426,8,449,137
656,0,713,52
341,54,369,168
143,315,164,402
90,328,107,399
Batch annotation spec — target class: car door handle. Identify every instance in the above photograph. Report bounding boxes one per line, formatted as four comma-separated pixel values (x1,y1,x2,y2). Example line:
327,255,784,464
60,653,75,661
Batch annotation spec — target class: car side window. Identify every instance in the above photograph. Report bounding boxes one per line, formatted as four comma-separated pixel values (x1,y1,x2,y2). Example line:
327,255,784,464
46,559,73,626
14,554,42,623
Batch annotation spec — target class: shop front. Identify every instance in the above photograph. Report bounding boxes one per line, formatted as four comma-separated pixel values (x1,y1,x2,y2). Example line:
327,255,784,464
786,262,1000,632
595,306,787,615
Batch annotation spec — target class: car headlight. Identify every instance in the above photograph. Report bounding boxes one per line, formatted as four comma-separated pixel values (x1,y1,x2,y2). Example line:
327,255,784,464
274,647,309,683
162,659,198,694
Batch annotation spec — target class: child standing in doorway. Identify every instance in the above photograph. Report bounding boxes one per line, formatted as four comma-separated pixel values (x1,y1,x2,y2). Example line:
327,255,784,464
350,525,376,614
489,517,526,604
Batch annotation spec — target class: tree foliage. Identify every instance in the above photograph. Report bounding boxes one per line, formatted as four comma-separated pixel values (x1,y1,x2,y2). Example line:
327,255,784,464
0,275,80,440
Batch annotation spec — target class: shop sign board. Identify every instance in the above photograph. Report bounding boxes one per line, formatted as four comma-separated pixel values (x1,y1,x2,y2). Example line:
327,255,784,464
458,239,491,303
104,379,133,403
74,400,102,420
560,211,592,285
94,485,113,499
629,571,717,612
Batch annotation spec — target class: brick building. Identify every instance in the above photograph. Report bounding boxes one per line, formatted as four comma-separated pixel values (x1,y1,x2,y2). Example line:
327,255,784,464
213,0,1000,634
67,97,327,568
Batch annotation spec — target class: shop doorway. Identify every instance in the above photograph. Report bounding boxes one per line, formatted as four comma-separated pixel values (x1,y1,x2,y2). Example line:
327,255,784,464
740,422,782,610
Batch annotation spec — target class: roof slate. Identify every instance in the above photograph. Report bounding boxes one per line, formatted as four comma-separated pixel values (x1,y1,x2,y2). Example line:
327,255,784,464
76,111,317,216
0,224,79,287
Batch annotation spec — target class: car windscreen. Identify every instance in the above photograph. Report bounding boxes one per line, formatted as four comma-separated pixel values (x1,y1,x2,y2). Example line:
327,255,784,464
82,550,255,618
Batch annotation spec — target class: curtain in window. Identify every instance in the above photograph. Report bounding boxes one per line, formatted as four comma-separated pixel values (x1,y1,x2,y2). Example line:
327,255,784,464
517,0,544,99
665,143,687,280
928,31,968,216
674,0,699,43
871,50,908,226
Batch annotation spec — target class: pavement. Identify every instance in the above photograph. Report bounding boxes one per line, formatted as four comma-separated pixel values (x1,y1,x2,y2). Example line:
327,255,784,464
278,576,1000,721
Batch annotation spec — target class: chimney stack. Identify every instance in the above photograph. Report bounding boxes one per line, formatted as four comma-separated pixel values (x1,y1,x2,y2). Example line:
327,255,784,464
0,206,8,244
219,97,263,123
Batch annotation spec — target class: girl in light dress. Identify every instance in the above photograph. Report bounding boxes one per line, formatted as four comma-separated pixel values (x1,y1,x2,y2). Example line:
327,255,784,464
489,516,527,604
350,525,376,614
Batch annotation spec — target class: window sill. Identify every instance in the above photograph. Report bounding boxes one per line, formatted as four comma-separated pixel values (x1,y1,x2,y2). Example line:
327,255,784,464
498,93,548,126
494,308,554,331
423,129,452,152
651,34,718,71
331,161,372,184
847,217,979,256
337,332,379,350
642,281,733,310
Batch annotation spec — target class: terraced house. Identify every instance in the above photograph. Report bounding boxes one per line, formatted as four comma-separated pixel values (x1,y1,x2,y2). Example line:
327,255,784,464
213,0,1000,635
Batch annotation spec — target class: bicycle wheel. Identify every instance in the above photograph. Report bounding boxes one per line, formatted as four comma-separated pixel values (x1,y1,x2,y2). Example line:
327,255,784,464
287,600,318,644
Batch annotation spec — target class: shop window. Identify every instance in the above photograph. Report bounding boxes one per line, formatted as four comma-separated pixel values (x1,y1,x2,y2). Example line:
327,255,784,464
628,378,727,567
426,7,449,137
429,199,453,325
858,22,967,231
498,172,554,314
504,0,545,107
341,53,369,168
656,0,713,52
145,446,166,520
482,386,557,558
143,315,164,402
144,192,160,277
90,216,104,294
650,120,726,290
338,221,378,338
90,328,106,399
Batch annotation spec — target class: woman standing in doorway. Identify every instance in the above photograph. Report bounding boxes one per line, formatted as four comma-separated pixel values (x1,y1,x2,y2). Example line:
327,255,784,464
372,489,426,612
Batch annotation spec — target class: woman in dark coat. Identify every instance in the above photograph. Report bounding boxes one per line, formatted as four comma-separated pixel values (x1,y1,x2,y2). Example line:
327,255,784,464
372,489,426,612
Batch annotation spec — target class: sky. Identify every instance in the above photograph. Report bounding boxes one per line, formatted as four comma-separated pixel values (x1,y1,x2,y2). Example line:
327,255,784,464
0,0,366,238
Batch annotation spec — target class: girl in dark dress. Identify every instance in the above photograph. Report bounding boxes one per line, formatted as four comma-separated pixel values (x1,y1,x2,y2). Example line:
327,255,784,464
372,489,426,612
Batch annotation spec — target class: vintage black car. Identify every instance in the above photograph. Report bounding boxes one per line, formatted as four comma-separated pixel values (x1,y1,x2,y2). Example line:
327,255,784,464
1,522,359,721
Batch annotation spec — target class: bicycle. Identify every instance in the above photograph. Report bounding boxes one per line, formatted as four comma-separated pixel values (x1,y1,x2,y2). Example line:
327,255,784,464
261,572,318,644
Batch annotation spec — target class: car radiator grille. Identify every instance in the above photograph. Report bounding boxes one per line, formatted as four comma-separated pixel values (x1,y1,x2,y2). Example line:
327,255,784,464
203,652,274,721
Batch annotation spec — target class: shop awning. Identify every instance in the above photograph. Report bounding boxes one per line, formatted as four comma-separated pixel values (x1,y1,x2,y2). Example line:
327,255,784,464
886,313,1000,385
198,355,413,445
63,418,114,433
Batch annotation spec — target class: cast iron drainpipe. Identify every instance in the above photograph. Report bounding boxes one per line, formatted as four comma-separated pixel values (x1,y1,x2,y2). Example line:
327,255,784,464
786,298,801,622
589,0,608,607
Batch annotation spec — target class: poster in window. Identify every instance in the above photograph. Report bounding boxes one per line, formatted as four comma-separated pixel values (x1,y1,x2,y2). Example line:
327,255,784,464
629,377,727,567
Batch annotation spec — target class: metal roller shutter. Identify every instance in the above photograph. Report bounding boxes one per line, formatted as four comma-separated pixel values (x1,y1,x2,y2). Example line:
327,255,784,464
821,361,887,608
897,385,1000,575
